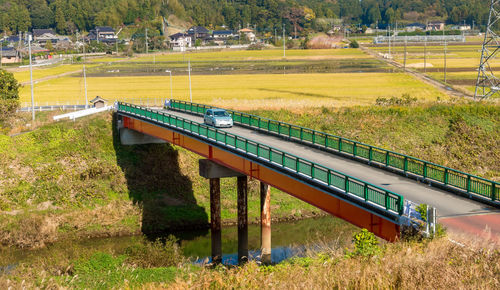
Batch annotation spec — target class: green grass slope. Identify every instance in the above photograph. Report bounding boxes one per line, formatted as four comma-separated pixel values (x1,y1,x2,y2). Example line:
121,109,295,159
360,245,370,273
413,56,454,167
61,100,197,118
0,113,321,248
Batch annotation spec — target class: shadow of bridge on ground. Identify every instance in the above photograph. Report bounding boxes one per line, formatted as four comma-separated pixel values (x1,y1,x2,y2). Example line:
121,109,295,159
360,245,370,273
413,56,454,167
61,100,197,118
112,115,208,241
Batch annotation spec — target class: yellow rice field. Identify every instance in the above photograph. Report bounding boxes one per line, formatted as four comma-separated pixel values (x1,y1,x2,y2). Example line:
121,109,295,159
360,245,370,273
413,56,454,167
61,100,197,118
12,64,97,84
19,72,446,110
126,48,370,62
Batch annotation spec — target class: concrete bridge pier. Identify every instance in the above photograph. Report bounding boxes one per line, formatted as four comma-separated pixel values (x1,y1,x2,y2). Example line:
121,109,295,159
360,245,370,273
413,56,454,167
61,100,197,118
199,159,246,265
209,178,222,264
260,182,272,265
237,176,248,264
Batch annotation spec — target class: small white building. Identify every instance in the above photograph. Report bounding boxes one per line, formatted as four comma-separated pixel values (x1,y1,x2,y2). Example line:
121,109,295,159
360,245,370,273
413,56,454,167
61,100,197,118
169,33,192,50
238,28,256,42
451,24,471,31
427,21,445,31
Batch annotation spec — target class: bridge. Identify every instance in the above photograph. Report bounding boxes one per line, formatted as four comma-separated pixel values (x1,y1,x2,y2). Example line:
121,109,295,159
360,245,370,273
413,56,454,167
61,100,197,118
115,100,500,264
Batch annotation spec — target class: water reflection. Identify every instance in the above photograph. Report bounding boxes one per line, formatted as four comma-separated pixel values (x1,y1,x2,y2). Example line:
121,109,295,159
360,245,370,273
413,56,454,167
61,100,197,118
178,216,357,265
0,216,357,270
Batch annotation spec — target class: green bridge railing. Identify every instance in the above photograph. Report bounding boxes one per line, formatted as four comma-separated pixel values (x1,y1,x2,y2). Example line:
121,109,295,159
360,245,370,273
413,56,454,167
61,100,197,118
169,99,499,204
118,102,404,217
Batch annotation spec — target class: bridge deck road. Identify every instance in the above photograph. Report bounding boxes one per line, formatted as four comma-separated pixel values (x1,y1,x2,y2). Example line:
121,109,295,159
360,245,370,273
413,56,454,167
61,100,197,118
161,109,499,222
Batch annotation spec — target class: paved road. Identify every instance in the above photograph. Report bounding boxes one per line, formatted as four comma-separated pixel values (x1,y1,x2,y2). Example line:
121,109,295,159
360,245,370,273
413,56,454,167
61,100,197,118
164,109,498,221
440,213,500,243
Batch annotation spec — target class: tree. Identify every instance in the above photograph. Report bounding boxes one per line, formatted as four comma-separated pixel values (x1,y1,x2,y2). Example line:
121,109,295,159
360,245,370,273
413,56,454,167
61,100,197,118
0,69,20,124
29,0,55,29
284,7,305,38
45,40,53,51
384,7,395,25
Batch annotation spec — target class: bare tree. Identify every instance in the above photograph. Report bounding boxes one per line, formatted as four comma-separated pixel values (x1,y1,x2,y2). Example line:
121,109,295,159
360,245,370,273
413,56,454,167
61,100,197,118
284,7,305,39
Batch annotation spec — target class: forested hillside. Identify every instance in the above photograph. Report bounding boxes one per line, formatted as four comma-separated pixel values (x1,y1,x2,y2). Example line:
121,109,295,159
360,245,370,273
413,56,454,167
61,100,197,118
0,0,490,35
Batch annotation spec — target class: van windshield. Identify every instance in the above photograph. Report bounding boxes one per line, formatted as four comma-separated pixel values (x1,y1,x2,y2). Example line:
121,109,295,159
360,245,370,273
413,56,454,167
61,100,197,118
213,111,230,117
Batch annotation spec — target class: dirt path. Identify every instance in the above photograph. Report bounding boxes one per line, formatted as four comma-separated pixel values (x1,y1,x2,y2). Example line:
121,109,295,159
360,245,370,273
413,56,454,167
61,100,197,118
360,46,473,99
20,69,83,85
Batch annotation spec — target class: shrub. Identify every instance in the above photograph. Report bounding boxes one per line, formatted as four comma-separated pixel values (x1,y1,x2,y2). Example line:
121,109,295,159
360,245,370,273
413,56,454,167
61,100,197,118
247,43,264,50
124,236,181,268
0,69,20,126
345,229,381,258
375,93,417,106
349,40,359,48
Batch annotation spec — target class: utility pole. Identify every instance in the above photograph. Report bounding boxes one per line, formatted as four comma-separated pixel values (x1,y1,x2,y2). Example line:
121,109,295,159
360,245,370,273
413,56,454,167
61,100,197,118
188,60,192,102
424,36,427,73
404,36,407,70
29,33,35,122
145,28,148,54
283,24,286,58
166,70,173,100
443,26,447,83
83,39,88,108
388,25,391,57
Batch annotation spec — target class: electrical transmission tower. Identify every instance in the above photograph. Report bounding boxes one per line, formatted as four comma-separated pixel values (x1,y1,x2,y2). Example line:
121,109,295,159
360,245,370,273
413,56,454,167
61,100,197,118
475,0,500,99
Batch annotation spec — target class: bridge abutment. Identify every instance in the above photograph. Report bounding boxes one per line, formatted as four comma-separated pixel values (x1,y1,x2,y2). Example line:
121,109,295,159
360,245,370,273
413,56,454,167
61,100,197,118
119,127,166,145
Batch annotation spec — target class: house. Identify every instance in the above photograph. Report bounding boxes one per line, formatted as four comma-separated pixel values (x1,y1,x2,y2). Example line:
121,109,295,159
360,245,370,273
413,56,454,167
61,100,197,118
87,26,117,43
212,30,237,40
90,96,108,108
18,43,49,60
33,29,59,44
238,28,256,42
451,24,471,31
187,26,210,40
427,21,445,31
169,33,192,49
405,23,426,32
5,35,21,45
327,25,343,35
0,47,20,64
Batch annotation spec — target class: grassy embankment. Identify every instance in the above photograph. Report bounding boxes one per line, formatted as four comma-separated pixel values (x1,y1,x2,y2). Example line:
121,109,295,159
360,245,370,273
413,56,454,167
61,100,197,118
0,112,322,249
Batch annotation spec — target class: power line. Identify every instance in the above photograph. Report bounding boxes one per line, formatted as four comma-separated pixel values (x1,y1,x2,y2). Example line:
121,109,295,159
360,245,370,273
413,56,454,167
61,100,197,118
475,0,500,99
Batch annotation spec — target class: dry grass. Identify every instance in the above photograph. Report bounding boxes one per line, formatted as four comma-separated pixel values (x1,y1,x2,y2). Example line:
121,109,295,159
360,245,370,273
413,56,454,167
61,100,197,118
18,73,446,110
0,200,140,248
166,237,500,289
